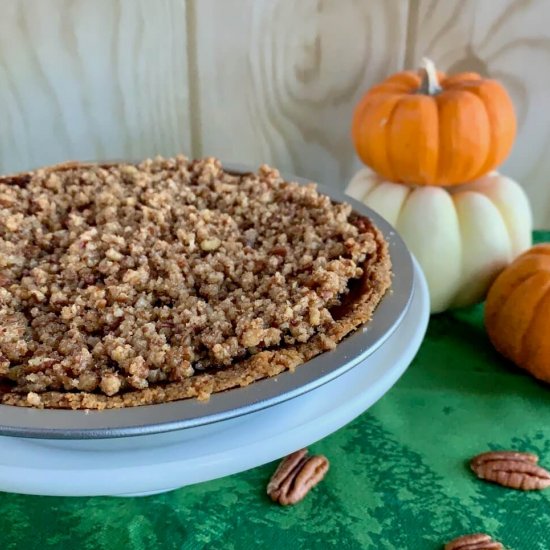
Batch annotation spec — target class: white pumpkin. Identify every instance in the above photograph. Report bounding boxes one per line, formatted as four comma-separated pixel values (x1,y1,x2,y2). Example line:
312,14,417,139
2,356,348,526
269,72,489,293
346,168,533,313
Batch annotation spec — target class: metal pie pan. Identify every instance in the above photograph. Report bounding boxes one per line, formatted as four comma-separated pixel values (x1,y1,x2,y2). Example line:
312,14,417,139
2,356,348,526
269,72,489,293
0,164,414,439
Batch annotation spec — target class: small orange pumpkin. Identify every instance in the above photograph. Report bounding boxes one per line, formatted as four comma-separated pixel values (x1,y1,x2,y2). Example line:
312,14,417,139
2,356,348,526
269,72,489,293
485,244,550,382
352,58,516,186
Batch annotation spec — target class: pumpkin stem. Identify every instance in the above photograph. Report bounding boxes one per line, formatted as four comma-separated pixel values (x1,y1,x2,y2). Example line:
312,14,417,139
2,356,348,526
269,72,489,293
418,57,442,95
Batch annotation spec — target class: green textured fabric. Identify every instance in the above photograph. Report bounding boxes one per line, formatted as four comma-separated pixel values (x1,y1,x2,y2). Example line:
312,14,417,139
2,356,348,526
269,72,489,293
1,233,549,550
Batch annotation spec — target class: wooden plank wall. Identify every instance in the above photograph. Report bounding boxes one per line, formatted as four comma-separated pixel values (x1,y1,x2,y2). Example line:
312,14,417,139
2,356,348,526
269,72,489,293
0,0,191,168
0,0,549,227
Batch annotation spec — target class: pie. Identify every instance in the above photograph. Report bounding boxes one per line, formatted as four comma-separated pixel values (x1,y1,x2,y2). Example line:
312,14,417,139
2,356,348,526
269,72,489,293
0,156,391,409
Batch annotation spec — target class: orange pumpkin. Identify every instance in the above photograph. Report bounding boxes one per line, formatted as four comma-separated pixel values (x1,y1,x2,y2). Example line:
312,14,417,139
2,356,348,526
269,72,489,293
485,244,550,382
352,58,516,186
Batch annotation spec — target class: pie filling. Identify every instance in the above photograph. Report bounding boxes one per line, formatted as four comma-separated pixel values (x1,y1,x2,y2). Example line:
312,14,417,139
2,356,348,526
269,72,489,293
0,156,391,409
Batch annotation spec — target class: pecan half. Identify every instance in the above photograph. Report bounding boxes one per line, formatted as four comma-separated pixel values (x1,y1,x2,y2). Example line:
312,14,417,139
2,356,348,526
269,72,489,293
267,449,329,505
470,450,550,490
444,533,503,550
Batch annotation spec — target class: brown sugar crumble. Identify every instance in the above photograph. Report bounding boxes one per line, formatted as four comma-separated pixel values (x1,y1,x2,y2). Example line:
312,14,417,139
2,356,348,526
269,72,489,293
0,156,391,409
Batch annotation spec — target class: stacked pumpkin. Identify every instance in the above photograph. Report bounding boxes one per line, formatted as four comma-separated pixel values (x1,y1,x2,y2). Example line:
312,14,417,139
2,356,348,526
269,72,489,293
346,59,532,313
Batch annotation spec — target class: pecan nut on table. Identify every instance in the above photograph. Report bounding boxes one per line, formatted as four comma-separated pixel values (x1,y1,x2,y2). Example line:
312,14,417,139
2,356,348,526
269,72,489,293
444,532,503,550
266,449,329,505
470,450,550,491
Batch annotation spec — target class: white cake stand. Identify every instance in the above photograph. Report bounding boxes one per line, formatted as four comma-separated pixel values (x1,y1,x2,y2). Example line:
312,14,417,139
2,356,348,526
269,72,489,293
0,258,429,497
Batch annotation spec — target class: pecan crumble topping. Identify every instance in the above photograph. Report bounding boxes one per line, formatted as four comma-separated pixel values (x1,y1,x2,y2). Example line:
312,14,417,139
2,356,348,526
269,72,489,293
0,156,391,409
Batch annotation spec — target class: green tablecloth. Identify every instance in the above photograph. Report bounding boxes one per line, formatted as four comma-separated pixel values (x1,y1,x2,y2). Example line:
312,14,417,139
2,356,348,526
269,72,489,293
2,233,549,550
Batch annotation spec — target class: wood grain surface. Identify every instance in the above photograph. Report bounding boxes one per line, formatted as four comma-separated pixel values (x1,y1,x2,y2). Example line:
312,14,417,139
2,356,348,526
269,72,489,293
189,0,409,189
0,0,190,174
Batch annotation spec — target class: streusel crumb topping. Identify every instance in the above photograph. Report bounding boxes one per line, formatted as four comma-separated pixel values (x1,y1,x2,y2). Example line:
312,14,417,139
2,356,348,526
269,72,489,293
0,156,378,399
